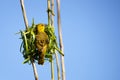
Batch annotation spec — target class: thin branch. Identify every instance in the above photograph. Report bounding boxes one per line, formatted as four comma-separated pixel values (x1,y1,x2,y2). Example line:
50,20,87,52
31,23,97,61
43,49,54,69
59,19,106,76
51,1,55,80
51,0,61,80
20,0,29,29
47,0,51,26
47,0,55,80
20,0,39,80
55,53,61,80
56,0,66,80
51,0,54,27
31,59,39,80
51,57,55,80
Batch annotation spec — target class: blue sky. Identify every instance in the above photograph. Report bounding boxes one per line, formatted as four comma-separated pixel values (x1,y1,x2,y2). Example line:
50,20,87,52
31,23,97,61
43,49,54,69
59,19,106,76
0,0,120,80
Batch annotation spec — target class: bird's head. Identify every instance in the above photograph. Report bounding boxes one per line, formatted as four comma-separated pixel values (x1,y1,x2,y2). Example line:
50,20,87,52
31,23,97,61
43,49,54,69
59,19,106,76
36,24,45,33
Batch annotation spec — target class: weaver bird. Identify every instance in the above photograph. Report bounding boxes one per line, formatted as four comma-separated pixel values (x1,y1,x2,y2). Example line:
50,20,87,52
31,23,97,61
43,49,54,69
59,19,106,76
35,24,49,65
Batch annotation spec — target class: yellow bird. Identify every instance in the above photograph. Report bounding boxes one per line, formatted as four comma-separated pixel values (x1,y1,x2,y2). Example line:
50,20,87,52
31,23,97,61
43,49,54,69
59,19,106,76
35,24,49,65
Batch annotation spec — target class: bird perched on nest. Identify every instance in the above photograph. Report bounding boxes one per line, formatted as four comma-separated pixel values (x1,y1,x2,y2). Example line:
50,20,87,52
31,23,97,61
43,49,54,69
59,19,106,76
35,24,49,65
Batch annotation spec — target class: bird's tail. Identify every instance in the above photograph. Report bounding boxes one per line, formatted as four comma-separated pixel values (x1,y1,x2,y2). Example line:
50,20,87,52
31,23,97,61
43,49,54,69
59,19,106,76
38,52,45,65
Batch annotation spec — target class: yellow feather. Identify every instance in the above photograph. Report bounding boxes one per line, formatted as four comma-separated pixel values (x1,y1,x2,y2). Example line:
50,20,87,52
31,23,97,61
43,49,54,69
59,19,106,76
35,23,49,65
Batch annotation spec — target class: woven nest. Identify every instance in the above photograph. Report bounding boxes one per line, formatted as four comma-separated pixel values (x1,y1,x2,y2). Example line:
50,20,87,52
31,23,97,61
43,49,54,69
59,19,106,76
19,21,63,64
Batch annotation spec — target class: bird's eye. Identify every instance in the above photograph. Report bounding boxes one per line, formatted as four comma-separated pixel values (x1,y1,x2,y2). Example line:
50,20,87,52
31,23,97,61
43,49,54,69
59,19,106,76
41,24,44,26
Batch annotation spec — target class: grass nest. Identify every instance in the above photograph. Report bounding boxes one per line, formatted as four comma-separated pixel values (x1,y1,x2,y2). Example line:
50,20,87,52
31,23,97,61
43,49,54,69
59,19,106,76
19,21,63,64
